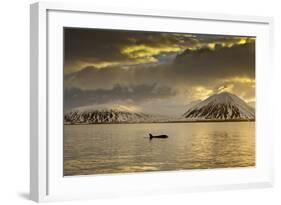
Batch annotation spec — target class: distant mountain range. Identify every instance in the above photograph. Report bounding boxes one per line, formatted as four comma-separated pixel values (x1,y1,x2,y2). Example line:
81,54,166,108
64,92,255,124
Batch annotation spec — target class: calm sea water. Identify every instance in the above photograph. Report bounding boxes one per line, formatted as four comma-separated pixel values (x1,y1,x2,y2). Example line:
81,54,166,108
64,122,255,176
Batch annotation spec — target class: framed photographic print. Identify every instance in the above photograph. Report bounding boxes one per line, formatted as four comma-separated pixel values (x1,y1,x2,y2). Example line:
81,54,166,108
30,2,274,202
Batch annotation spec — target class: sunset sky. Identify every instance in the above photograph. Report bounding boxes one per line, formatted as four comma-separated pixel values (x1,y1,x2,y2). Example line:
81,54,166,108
64,28,255,116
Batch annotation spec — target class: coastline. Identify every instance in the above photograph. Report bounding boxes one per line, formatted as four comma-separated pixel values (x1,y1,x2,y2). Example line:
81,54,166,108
64,119,255,125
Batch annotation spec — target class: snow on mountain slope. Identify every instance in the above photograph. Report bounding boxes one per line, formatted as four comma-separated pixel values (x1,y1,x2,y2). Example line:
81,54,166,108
183,92,255,120
64,105,168,124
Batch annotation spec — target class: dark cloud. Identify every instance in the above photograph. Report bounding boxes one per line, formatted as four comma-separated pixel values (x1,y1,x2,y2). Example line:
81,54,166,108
64,84,176,111
64,28,128,61
64,28,254,73
171,42,255,81
64,28,184,72
65,42,255,90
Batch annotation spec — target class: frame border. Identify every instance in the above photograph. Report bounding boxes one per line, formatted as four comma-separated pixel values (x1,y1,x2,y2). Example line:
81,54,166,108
30,1,274,202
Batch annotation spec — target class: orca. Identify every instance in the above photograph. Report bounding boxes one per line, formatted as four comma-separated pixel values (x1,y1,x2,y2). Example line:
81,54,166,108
149,133,168,140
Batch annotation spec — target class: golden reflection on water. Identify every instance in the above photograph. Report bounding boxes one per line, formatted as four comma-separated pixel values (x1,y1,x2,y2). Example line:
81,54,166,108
64,122,255,176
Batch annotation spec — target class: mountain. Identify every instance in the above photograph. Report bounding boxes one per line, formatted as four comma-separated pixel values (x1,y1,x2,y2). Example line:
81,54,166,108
183,92,255,121
64,105,168,124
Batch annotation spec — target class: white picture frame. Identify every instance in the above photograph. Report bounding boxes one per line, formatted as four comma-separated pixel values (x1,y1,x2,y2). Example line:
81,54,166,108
30,1,274,202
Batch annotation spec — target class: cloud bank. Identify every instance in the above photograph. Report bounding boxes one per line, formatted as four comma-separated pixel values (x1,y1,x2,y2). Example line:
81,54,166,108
64,28,255,115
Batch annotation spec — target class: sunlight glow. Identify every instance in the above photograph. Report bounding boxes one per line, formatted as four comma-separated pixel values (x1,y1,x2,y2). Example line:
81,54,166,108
121,44,182,59
193,86,214,100
224,77,255,84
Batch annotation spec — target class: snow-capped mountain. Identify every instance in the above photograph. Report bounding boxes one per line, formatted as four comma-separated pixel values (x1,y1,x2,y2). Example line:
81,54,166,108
64,105,168,124
183,92,255,121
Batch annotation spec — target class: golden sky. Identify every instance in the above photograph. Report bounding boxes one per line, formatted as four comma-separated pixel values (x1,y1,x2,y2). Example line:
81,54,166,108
64,28,255,115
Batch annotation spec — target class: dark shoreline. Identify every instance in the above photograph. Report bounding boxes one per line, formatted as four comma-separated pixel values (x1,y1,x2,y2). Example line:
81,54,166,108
64,119,255,125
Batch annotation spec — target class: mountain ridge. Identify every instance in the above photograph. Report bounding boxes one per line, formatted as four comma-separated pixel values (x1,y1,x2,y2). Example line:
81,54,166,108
64,105,171,124
64,92,255,124
183,92,255,121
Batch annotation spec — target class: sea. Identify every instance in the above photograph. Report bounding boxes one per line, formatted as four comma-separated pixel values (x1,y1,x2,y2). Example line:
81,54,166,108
63,122,255,176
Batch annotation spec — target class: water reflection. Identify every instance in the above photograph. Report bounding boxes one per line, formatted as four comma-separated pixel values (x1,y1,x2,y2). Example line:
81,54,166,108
64,122,255,176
